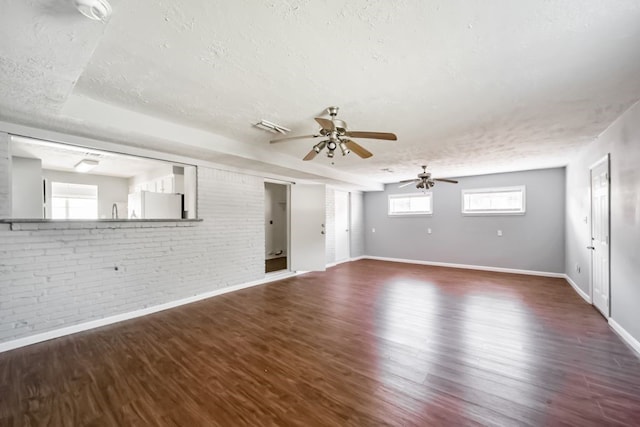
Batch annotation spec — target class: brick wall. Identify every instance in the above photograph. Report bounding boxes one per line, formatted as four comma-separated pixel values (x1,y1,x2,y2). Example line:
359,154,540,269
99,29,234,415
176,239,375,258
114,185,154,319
0,163,264,343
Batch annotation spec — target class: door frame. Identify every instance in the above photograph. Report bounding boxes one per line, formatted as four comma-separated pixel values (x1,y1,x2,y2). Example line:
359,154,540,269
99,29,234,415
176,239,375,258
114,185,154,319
264,179,291,275
334,190,351,263
588,154,610,317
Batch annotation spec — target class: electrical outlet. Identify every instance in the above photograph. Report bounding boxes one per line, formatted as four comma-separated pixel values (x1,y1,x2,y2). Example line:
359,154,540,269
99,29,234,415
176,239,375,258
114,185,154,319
427,228,432,234
497,230,503,237
372,228,376,233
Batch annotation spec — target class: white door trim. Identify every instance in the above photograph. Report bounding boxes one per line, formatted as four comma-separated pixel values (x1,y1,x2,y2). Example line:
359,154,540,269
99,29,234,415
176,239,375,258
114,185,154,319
589,153,610,317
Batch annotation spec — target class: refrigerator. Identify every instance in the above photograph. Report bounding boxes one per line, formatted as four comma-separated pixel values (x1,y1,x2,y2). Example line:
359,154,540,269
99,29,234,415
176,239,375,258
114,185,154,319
127,191,182,219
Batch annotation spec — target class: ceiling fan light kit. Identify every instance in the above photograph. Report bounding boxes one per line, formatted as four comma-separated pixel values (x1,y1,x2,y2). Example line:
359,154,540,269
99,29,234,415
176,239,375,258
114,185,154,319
270,106,397,161
73,0,112,22
398,165,459,190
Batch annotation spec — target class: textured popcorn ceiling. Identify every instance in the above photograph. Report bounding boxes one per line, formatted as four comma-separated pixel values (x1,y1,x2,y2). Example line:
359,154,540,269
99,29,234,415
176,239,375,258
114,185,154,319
2,1,640,187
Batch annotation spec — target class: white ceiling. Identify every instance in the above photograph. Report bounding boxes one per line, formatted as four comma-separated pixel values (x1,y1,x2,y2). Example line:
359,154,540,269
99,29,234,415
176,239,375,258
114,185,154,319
1,0,640,189
10,135,171,178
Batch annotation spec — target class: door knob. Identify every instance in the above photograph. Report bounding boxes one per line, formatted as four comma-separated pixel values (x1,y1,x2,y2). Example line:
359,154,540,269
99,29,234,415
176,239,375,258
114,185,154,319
587,246,595,250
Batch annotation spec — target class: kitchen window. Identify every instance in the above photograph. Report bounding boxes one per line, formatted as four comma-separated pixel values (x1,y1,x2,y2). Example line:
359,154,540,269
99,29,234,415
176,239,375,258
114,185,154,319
51,182,98,219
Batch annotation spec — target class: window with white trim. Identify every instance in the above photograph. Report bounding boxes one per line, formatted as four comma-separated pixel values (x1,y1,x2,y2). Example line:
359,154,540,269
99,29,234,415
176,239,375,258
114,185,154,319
388,193,433,216
461,186,525,215
51,182,98,219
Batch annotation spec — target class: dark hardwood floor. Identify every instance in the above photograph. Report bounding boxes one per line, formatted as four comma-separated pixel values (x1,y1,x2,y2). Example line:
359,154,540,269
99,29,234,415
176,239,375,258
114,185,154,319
265,257,288,273
2,259,640,426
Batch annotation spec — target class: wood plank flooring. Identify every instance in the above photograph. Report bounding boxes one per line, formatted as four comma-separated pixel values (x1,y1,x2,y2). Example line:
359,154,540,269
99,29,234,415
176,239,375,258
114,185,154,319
2,259,640,426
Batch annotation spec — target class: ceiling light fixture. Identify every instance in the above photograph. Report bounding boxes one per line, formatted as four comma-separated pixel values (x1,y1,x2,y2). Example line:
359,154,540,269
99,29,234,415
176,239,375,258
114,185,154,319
74,159,99,173
338,141,350,156
73,0,112,22
254,120,291,135
313,141,327,153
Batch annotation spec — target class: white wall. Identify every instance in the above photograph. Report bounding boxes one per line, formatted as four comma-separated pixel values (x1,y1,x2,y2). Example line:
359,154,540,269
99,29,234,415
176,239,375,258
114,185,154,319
364,168,566,273
43,170,129,219
325,189,335,264
565,101,640,344
350,191,365,258
0,133,10,218
11,156,43,218
184,166,197,219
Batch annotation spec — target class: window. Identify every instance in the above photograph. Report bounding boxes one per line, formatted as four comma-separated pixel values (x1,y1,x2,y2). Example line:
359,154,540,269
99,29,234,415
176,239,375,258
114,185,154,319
462,186,525,215
51,182,98,219
388,193,433,216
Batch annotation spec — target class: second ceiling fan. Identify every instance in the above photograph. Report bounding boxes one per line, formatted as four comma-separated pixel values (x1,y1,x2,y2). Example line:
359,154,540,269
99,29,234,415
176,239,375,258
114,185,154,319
399,165,458,189
270,106,397,160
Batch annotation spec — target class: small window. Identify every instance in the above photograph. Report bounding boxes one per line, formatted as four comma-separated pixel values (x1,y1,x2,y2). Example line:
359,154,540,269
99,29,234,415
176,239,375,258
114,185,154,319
388,193,433,216
51,182,98,219
462,186,525,215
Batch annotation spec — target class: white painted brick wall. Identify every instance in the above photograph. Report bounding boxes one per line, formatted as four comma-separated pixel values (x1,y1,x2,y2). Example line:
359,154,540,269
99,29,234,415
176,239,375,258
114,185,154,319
0,166,264,343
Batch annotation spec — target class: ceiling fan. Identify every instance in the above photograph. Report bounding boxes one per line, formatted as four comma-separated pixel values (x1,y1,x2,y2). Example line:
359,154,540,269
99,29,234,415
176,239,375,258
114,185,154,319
399,165,458,189
270,106,397,161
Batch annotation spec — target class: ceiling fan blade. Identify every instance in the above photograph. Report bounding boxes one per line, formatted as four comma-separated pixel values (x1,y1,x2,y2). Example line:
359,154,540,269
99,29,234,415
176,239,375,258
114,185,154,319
344,139,373,159
303,149,318,161
398,178,416,183
398,181,417,188
315,117,335,131
270,134,320,144
434,178,458,184
345,131,397,141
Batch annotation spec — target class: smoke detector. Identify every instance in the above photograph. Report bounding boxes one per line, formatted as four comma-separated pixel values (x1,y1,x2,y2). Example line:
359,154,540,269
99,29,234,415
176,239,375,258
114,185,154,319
74,0,112,22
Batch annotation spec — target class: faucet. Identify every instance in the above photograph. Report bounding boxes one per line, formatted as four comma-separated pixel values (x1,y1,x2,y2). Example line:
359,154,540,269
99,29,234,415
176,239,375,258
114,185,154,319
111,203,118,219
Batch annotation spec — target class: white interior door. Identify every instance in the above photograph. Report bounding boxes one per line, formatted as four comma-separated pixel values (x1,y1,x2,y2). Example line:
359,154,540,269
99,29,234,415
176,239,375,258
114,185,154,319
590,156,610,317
334,191,350,262
290,184,326,271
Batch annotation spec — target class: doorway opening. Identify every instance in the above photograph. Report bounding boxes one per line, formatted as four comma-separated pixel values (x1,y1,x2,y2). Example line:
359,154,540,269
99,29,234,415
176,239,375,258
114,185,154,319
265,182,289,273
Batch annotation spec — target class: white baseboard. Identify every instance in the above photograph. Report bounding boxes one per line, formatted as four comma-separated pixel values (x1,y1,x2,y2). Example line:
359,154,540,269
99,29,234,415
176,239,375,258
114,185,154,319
326,255,365,269
563,274,592,303
0,271,299,354
609,319,640,357
363,256,565,278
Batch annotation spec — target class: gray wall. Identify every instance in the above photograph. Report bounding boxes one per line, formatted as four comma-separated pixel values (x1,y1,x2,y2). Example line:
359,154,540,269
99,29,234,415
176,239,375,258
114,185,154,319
364,167,566,273
566,100,640,343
